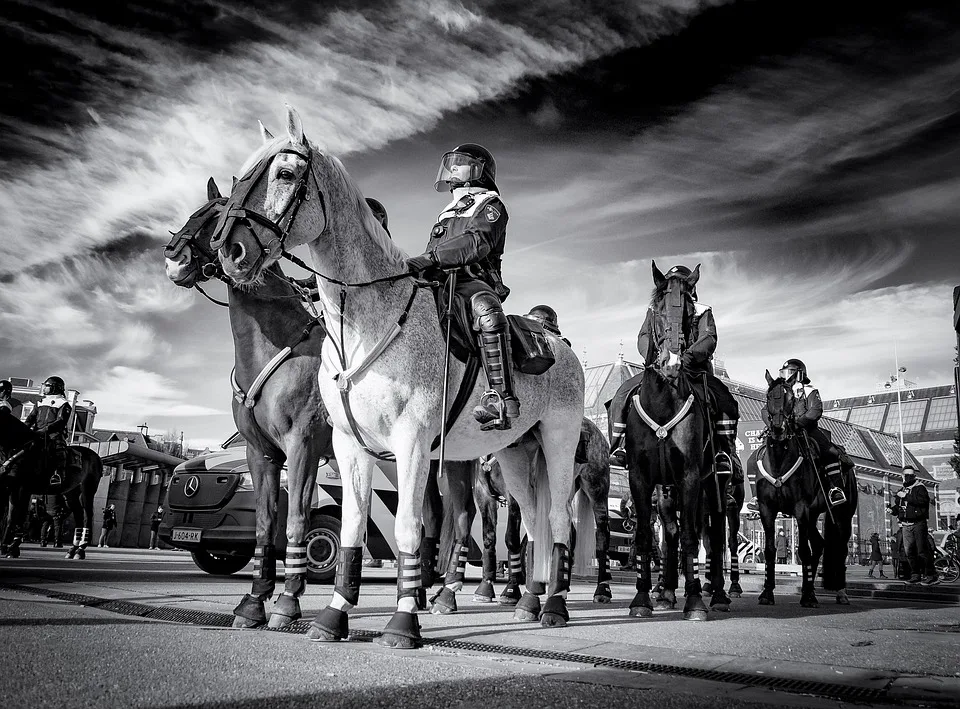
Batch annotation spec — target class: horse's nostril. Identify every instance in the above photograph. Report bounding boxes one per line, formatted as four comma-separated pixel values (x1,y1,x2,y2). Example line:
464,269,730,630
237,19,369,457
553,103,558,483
229,242,245,263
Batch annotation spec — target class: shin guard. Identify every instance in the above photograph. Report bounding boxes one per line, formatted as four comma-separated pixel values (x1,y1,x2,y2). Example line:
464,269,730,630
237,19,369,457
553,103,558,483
547,543,571,596
397,550,422,600
334,546,363,606
481,548,497,582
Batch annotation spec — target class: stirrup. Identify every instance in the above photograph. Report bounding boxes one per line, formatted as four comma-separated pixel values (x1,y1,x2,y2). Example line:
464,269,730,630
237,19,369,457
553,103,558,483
473,391,516,431
49,473,62,486
608,448,626,467
745,497,759,512
714,451,732,473
827,487,846,507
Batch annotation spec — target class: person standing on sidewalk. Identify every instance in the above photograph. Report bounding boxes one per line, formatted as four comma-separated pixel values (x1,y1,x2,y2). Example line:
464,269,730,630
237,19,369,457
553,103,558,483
775,529,788,565
867,531,887,578
148,506,164,550
887,465,938,586
98,504,117,547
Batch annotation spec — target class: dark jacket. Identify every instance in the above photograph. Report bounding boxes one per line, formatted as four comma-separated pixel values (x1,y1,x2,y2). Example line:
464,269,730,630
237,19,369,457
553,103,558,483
890,480,929,523
775,534,787,555
25,395,72,442
102,508,117,529
150,512,164,531
636,304,717,371
425,189,509,295
870,535,882,561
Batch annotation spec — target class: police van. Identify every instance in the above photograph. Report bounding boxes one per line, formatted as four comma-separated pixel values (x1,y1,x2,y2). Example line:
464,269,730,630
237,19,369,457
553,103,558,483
159,433,500,581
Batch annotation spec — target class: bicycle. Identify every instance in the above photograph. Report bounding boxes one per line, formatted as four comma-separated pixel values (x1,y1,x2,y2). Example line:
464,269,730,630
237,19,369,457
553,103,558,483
935,545,959,584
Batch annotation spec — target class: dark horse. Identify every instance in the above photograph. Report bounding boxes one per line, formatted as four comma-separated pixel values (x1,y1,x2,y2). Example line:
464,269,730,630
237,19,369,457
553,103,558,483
748,373,857,607
471,417,613,609
624,262,723,621
0,412,102,559
164,175,474,624
702,476,745,599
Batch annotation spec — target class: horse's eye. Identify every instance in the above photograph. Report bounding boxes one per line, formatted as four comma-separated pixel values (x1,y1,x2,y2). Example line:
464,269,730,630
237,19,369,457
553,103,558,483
278,169,295,181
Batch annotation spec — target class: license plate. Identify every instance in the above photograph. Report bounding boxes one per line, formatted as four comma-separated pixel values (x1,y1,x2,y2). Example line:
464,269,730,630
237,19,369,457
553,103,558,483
616,545,632,553
172,528,202,543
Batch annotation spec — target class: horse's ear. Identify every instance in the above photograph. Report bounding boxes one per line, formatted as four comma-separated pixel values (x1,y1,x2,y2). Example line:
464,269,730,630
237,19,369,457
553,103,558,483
258,120,274,144
207,177,222,200
652,260,666,289
765,369,774,386
688,263,701,288
285,104,304,146
232,176,239,192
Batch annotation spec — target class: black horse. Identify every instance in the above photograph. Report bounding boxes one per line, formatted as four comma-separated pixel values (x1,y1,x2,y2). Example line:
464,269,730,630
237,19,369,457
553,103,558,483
0,412,102,559
624,263,721,621
748,373,857,607
702,476,745,599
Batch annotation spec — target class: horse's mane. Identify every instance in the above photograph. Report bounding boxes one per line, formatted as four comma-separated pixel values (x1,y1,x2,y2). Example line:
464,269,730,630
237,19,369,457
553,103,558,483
326,154,409,265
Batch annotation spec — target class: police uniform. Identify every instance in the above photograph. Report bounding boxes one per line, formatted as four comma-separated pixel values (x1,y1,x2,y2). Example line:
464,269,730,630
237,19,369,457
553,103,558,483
408,143,519,430
25,385,71,486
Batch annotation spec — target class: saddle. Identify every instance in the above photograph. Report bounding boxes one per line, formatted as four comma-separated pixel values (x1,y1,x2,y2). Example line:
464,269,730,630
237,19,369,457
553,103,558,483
434,282,555,375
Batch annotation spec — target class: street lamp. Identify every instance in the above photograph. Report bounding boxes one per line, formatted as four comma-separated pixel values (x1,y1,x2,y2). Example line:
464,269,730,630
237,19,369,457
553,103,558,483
883,364,908,467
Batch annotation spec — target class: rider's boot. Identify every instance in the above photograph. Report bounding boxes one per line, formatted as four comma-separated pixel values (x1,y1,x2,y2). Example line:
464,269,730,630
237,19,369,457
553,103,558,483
473,330,520,431
608,432,626,468
825,461,846,507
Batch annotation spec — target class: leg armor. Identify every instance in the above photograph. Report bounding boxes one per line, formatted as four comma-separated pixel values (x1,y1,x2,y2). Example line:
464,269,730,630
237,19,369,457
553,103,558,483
470,292,520,430
604,373,644,465
335,546,364,605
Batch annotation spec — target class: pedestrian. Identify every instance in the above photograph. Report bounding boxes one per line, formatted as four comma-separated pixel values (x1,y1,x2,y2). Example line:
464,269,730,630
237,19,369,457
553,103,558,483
867,531,886,578
887,465,938,585
148,506,164,550
775,529,787,565
98,504,117,547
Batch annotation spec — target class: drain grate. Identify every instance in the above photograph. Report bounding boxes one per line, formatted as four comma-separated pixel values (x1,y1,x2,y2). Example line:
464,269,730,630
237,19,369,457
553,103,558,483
0,582,888,703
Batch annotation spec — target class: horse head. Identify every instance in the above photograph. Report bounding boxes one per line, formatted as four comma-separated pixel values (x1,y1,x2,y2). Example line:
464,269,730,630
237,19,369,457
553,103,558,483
649,260,700,378
164,177,226,287
763,369,796,442
211,105,401,287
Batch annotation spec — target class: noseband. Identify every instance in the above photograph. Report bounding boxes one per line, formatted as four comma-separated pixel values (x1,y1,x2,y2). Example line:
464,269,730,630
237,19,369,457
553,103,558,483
164,198,227,262
209,144,327,264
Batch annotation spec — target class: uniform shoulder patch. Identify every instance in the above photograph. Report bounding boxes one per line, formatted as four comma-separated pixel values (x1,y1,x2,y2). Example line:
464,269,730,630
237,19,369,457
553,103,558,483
484,204,501,222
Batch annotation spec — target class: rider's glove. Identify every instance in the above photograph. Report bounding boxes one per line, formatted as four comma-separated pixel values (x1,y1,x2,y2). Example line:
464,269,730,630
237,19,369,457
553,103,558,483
681,351,695,368
404,253,436,274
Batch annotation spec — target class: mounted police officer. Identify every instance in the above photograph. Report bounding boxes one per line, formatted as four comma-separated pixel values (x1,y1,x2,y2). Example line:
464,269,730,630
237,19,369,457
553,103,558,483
773,359,848,507
25,376,72,487
606,266,743,498
0,380,12,414
365,197,390,237
526,305,571,347
405,143,518,430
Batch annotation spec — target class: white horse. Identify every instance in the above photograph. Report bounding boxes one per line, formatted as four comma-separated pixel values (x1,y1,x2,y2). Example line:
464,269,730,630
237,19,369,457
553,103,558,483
211,105,585,648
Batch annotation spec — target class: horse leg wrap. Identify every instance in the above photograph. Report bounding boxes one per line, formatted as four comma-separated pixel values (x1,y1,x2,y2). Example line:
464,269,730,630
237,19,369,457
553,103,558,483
396,550,422,601
635,554,652,592
444,541,469,586
65,528,81,559
419,536,439,587
284,544,308,581
307,606,349,642
547,543,571,596
683,556,702,596
482,546,497,582
251,545,277,598
75,528,90,559
335,546,363,606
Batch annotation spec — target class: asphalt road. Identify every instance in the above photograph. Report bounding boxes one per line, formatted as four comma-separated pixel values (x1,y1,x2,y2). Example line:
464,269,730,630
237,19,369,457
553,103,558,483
1,547,958,709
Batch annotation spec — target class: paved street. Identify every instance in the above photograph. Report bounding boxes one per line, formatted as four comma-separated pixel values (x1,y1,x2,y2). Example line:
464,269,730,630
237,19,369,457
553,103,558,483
1,546,958,708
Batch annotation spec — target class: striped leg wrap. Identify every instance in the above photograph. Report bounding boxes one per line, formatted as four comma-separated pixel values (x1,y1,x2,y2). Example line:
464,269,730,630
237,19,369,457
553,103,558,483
714,418,738,439
284,545,308,578
335,546,363,605
252,544,277,597
72,528,82,547
548,543,571,595
508,552,523,580
444,541,469,584
397,550,422,600
78,528,90,550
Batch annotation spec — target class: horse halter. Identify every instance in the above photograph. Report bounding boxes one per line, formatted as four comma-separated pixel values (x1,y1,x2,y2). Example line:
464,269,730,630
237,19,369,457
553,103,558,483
164,197,227,264
765,379,793,441
209,143,327,264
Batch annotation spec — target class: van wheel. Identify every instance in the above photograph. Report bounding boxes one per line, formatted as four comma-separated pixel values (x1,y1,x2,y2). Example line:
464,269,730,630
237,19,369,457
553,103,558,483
191,550,252,576
305,515,341,582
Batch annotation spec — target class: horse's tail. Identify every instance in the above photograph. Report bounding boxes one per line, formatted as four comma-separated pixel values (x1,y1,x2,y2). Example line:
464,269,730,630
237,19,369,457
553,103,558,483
821,496,855,591
531,448,553,584
570,478,595,577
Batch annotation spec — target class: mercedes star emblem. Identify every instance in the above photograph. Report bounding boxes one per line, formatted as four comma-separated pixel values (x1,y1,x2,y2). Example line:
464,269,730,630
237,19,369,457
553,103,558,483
184,475,200,498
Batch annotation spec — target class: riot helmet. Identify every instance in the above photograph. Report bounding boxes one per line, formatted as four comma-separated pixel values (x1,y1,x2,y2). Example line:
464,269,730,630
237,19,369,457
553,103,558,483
779,359,809,385
527,305,560,335
0,380,11,397
365,197,389,232
664,264,699,301
434,143,498,193
42,376,66,396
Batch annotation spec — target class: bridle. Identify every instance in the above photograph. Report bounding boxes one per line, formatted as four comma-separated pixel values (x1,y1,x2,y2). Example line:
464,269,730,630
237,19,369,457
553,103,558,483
164,197,232,306
209,143,327,269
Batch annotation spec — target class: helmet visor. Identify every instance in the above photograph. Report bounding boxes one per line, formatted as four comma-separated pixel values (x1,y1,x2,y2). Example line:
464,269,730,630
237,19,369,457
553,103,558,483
779,367,798,381
434,151,485,192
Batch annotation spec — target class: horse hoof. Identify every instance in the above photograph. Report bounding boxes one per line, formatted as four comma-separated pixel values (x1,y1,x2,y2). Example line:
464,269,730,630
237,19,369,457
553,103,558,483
593,594,611,604
267,613,297,629
629,606,653,617
233,615,263,629
512,608,538,622
710,603,730,613
683,610,709,621
593,583,612,604
800,598,819,609
539,596,569,627
376,611,422,649
473,579,495,603
729,583,743,598
498,596,520,607
758,596,775,606
836,592,850,606
729,591,742,599
654,600,675,611
429,587,457,615
540,612,567,628
307,606,348,642
473,593,495,603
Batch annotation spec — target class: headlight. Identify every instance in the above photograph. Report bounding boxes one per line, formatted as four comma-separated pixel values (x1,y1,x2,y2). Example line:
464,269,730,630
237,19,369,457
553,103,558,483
237,473,254,491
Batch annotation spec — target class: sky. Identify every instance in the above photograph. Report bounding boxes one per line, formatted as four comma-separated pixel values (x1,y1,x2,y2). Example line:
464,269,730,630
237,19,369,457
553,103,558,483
1,0,958,450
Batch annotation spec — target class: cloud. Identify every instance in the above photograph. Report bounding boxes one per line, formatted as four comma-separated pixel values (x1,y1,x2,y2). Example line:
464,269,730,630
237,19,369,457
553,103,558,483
84,366,226,423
